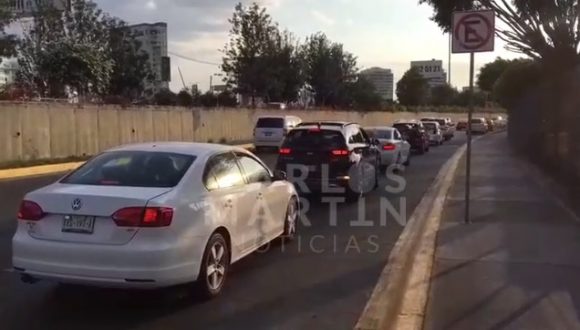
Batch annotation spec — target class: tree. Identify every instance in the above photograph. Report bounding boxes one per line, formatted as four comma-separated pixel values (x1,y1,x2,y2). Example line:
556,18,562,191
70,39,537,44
419,0,580,71
263,30,305,103
493,59,542,109
108,21,153,99
453,89,487,107
154,89,176,106
176,89,193,107
477,57,512,92
17,0,115,97
222,2,279,106
430,83,458,106
302,32,358,107
217,90,238,107
337,76,382,110
396,67,429,106
199,91,218,107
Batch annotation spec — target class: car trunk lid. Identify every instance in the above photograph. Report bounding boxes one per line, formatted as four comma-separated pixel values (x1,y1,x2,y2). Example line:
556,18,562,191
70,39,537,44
24,184,172,245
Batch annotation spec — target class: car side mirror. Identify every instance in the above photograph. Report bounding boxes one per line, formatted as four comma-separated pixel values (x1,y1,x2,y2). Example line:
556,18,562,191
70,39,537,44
272,170,287,181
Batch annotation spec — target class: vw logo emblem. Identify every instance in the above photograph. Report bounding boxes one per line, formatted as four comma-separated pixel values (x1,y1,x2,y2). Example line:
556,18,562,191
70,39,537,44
71,198,82,211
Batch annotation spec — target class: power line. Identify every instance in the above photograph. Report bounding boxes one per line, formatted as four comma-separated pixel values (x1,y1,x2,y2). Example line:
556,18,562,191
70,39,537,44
168,51,220,66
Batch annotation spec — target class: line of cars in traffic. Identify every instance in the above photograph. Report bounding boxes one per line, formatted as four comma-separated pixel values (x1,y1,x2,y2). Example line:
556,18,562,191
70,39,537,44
455,115,506,134
10,113,472,298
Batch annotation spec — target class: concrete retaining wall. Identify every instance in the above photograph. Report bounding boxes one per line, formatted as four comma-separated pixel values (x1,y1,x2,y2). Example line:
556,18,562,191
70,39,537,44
0,103,495,164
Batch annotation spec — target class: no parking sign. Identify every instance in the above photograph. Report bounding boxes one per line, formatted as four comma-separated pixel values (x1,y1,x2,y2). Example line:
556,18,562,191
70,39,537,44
452,10,495,54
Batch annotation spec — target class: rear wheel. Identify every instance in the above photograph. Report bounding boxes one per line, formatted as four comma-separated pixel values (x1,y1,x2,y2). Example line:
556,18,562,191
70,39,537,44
198,233,229,299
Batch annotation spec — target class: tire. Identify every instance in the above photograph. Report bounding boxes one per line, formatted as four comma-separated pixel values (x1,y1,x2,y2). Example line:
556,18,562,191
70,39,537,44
417,145,425,155
374,159,380,189
198,232,230,299
403,153,411,167
345,186,360,203
282,197,298,240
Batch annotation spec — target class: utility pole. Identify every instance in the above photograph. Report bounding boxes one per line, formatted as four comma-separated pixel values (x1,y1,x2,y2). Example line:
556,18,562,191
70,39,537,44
448,32,452,84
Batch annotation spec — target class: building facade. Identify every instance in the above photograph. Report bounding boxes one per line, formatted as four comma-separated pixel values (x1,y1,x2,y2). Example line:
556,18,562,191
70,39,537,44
9,0,69,16
360,67,394,101
410,59,447,88
0,59,18,86
127,22,170,94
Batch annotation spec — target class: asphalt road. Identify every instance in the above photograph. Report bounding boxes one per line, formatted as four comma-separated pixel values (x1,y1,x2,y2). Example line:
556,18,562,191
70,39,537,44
0,134,467,330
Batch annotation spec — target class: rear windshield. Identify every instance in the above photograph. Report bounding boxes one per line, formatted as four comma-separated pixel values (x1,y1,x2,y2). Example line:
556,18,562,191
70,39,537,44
393,124,411,133
366,129,393,140
435,119,446,126
283,129,346,149
61,151,196,188
256,117,284,128
423,123,436,129
471,119,484,124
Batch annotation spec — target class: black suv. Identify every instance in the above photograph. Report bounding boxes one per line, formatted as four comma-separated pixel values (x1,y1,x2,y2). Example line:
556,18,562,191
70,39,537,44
275,121,380,200
393,122,430,154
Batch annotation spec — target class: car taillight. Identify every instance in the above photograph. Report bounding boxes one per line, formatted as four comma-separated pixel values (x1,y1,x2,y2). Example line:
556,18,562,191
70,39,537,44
17,200,44,221
112,207,173,227
279,148,292,155
331,149,349,156
383,143,396,151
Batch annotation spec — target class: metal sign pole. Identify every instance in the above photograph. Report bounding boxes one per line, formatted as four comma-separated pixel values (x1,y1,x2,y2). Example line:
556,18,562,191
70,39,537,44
465,52,475,224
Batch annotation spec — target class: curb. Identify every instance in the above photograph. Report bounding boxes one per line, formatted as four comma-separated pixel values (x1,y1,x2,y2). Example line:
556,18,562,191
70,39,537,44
0,143,255,181
354,141,468,330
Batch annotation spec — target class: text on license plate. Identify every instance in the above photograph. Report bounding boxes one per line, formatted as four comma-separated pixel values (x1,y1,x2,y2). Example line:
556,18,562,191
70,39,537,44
62,215,95,234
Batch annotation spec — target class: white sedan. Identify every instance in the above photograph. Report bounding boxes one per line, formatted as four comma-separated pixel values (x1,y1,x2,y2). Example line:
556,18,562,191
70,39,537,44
365,127,411,167
422,121,444,145
12,142,299,298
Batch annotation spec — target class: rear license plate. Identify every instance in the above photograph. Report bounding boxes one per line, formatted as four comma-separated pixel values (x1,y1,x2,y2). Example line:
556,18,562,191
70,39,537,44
264,132,273,136
62,215,95,234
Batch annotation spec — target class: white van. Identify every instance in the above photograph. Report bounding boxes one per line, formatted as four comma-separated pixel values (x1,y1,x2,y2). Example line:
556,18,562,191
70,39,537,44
422,121,443,145
253,115,302,149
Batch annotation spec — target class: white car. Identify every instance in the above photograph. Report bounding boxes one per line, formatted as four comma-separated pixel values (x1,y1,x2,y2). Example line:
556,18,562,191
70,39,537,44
470,118,488,134
365,127,411,167
253,115,302,149
12,142,299,298
422,121,443,145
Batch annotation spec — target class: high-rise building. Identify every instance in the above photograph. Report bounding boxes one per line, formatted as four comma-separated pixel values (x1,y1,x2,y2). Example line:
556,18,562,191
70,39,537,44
8,0,69,16
127,22,170,94
360,67,394,101
410,59,447,88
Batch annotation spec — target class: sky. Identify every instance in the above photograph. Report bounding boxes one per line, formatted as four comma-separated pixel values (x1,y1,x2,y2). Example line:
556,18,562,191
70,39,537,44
66,0,522,92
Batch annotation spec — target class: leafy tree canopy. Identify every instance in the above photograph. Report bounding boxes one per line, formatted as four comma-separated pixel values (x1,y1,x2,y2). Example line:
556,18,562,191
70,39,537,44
396,67,429,106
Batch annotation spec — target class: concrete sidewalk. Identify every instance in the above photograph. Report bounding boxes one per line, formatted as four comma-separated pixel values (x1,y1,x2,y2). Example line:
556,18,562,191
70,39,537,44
424,132,580,330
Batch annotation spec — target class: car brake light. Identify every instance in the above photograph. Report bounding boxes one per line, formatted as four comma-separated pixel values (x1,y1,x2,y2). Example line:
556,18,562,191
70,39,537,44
17,200,44,221
279,148,292,155
112,207,173,227
331,149,349,156
383,143,396,151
